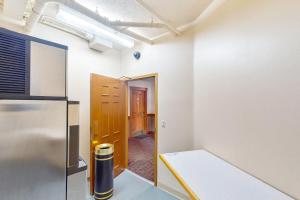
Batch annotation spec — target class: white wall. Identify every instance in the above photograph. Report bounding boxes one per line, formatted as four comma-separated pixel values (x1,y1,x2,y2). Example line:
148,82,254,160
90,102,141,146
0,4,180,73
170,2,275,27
192,0,300,199
127,78,155,115
121,33,194,197
30,23,122,173
2,1,299,197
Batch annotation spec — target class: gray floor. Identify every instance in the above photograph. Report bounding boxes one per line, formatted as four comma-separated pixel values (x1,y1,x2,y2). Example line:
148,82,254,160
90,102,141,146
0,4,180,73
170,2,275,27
88,170,178,200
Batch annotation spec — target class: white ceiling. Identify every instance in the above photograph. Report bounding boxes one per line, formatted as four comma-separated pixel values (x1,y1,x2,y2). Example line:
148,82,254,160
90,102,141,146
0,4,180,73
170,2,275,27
1,0,214,40
86,0,214,38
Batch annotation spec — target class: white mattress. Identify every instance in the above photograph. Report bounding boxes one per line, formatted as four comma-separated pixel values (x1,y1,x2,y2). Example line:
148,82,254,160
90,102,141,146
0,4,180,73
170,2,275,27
161,150,294,200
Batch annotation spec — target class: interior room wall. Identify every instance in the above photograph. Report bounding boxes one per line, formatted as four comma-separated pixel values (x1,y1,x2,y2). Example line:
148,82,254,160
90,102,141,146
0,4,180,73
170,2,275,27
121,32,194,198
2,0,299,198
192,0,300,198
30,23,122,175
127,78,155,115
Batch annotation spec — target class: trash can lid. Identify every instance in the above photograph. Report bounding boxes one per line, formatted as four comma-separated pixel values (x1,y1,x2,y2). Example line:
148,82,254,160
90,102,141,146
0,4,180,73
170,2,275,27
95,143,114,155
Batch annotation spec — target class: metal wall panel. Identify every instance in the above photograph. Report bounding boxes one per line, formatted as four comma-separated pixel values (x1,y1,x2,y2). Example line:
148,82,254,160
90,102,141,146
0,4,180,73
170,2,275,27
30,41,66,97
0,100,67,200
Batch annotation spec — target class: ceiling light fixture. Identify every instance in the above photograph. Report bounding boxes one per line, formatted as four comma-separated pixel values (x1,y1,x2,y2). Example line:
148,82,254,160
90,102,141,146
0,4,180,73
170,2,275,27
56,7,134,48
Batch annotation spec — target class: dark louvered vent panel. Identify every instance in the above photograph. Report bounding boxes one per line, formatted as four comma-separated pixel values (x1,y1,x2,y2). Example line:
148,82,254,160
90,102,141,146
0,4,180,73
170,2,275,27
0,32,26,94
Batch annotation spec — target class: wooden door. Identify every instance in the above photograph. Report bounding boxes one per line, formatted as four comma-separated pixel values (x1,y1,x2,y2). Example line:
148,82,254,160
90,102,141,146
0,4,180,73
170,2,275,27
90,74,125,194
130,87,147,136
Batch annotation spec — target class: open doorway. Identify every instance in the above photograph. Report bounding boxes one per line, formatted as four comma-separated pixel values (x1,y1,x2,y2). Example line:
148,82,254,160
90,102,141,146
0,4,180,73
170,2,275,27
90,73,158,193
126,74,157,184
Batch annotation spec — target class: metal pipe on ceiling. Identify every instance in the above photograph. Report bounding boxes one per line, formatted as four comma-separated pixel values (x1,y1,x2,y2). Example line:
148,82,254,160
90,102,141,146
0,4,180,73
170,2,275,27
65,0,153,43
135,0,181,36
25,0,59,30
110,21,165,28
25,0,154,44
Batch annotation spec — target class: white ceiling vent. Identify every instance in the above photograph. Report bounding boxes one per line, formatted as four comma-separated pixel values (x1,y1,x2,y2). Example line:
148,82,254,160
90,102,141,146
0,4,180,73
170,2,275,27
88,36,113,53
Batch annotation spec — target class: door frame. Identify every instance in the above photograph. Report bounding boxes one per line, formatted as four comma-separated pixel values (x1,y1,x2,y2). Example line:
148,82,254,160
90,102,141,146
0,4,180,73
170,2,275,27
129,86,148,136
124,73,158,186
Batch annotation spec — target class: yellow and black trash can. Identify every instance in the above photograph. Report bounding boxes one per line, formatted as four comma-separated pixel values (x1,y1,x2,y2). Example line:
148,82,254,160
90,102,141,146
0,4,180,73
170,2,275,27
94,143,114,200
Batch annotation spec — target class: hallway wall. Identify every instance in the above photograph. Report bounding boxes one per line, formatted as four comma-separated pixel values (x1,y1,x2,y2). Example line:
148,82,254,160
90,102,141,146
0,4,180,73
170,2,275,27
127,78,155,115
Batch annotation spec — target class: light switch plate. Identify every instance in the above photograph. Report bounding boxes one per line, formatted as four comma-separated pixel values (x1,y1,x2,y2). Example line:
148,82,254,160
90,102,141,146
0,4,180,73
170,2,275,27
161,120,166,128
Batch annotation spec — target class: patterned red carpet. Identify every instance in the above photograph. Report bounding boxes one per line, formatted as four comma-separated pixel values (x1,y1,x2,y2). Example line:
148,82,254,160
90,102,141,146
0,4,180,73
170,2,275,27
128,134,154,181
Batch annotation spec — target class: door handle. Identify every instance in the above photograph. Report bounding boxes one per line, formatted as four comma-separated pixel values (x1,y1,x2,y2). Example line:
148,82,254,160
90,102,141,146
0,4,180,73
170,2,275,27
92,140,99,146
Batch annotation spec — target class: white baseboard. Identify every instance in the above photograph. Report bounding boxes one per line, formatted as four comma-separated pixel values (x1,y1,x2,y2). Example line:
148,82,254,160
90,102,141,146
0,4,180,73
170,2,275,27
125,169,154,185
157,182,190,200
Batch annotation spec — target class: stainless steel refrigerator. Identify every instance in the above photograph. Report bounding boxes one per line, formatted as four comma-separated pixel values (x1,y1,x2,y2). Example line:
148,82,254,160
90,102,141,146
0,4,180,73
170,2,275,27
0,100,67,200
0,28,68,200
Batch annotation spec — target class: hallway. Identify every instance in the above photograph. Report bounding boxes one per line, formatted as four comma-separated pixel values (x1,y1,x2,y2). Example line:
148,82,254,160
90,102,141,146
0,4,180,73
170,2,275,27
128,134,154,182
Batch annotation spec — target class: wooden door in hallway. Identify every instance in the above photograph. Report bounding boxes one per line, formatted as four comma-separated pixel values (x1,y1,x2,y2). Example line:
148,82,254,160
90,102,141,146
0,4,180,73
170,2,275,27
130,87,147,136
90,74,126,194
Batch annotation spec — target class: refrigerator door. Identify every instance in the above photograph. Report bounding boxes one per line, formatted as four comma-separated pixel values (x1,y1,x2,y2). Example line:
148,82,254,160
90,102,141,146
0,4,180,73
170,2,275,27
0,100,67,200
